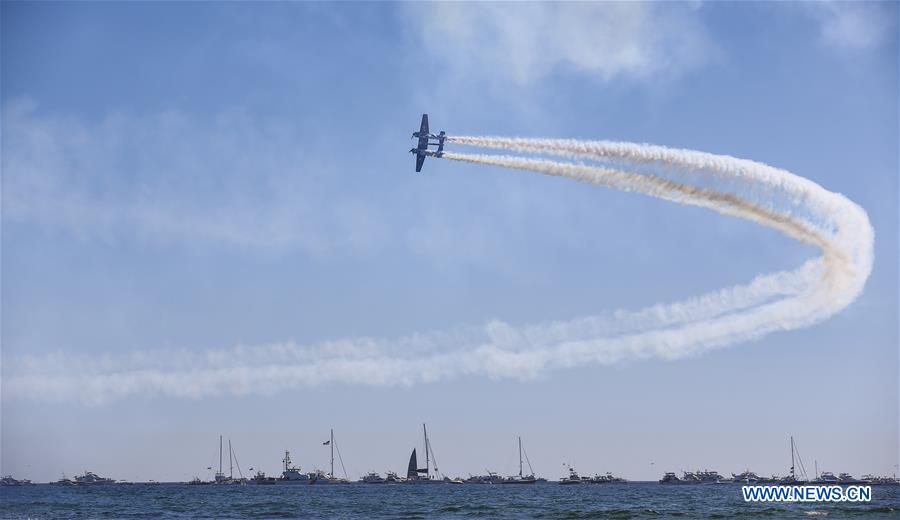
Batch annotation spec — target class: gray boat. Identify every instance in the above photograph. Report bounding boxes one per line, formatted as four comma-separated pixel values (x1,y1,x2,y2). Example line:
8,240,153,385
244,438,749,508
501,437,537,484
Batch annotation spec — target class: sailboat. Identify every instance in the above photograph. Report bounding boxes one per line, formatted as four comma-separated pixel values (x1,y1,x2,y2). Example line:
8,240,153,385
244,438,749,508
778,436,809,485
213,436,247,484
501,437,537,484
404,424,444,484
310,429,350,484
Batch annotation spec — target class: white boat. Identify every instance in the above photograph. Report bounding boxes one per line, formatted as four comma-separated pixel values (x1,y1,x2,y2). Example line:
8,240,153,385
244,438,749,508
559,466,584,485
813,471,840,484
74,471,116,485
732,470,760,483
277,450,310,484
0,476,32,486
659,471,685,484
384,471,404,483
464,471,503,484
590,472,627,484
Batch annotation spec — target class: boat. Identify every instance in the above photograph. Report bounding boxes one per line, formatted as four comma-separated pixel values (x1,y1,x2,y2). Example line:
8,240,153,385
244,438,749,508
250,470,277,485
309,429,350,484
73,471,116,485
731,470,761,483
277,450,310,484
861,474,900,486
659,471,684,484
590,472,627,484
464,471,503,484
361,472,385,484
384,471,404,483
403,424,445,484
812,471,840,485
53,474,75,486
0,476,32,486
559,466,584,485
837,473,864,485
681,471,703,483
501,437,538,484
778,436,809,485
694,470,724,483
188,476,208,485
212,436,247,484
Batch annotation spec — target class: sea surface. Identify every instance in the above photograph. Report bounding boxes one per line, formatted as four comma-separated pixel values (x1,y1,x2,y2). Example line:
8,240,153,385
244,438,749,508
2,483,899,519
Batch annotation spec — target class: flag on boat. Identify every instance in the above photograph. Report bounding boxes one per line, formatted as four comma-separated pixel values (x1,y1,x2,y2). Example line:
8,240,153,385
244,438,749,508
322,440,331,445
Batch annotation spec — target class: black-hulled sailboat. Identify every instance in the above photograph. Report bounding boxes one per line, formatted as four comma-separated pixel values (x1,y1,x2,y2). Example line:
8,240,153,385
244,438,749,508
405,424,444,484
778,436,809,485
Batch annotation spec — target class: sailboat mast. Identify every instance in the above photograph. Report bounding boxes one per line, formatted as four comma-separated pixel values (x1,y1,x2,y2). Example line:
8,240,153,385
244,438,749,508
229,439,234,479
423,423,430,479
790,436,795,479
518,437,523,478
219,435,223,476
330,429,335,478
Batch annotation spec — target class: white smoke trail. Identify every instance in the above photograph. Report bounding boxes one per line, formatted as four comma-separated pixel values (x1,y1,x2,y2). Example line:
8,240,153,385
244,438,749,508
438,137,872,359
2,139,873,405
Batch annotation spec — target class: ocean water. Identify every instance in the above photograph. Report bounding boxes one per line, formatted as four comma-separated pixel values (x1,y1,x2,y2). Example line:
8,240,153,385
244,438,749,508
1,483,898,519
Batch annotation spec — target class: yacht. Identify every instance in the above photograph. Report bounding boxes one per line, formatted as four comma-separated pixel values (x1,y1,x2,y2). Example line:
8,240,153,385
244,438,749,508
660,472,686,484
813,471,840,484
692,470,723,483
0,476,32,486
384,471,404,483
861,475,900,486
837,473,864,485
74,471,116,485
590,472,627,483
559,466,584,485
731,470,760,483
53,474,75,486
278,450,310,484
309,469,349,484
361,472,386,484
464,472,503,484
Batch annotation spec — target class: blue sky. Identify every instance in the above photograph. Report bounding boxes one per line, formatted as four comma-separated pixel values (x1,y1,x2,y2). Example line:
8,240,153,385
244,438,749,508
1,2,897,482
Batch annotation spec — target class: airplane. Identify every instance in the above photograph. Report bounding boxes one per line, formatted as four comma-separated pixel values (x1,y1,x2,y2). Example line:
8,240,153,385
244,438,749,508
409,113,445,172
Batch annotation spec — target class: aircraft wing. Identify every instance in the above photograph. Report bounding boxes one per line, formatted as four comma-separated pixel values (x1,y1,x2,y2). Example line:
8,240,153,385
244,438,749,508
415,153,426,172
419,114,429,136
